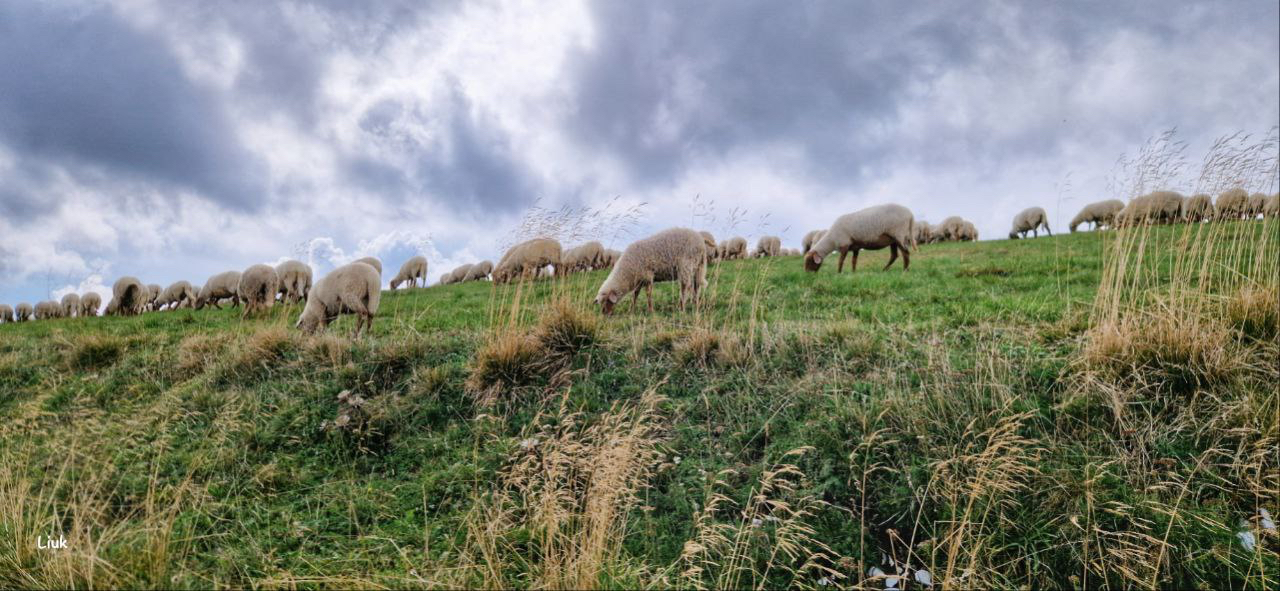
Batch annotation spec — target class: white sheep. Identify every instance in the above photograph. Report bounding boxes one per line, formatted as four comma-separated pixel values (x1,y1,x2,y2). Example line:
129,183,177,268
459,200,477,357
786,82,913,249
698,231,717,261
16,303,33,322
108,276,148,316
1214,188,1250,220
493,238,562,284
595,228,706,315
753,235,781,258
563,241,605,273
145,283,162,312
0,304,13,323
296,262,381,337
804,204,915,273
275,260,313,303
448,263,475,284
935,216,965,241
601,249,621,268
1008,206,1052,239
80,293,102,317
35,301,60,320
721,236,747,260
1181,194,1214,223
1264,193,1279,218
354,256,383,275
390,256,429,289
195,271,242,310
464,260,494,281
438,272,454,286
60,293,81,318
913,222,933,245
801,229,828,255
157,281,196,310
238,264,280,317
1247,193,1267,218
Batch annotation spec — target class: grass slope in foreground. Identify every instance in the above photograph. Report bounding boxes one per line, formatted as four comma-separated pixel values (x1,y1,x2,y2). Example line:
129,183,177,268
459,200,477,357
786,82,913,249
0,222,1276,589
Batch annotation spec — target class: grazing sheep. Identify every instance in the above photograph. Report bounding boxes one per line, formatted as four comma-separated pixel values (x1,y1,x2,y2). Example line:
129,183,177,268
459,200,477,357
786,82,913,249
354,256,383,275
935,216,968,241
1215,188,1250,220
1247,193,1267,218
0,304,11,323
145,283,162,311
600,249,621,268
238,264,280,317
804,204,915,274
595,228,706,315
913,222,933,245
195,271,242,310
493,238,562,284
1119,191,1183,225
35,301,60,320
1069,199,1125,232
438,272,452,286
275,260,313,303
720,236,747,260
448,263,475,284
1264,193,1279,218
108,276,148,316
61,293,81,318
296,262,381,337
464,260,494,281
80,293,102,317
1009,206,1052,239
16,303,33,322
801,229,827,255
563,241,605,273
1181,194,1214,223
753,235,782,258
390,255,429,289
157,281,197,310
698,231,717,261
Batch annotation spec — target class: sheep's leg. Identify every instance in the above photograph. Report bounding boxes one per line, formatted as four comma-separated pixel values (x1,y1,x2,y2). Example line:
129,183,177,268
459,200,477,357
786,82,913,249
849,250,860,273
883,245,899,271
901,247,911,271
629,288,640,313
837,248,849,273
646,283,654,313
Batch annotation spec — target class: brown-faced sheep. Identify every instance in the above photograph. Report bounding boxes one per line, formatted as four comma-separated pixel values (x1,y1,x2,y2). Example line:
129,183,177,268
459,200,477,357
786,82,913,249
390,256,429,289
1181,194,1214,223
753,235,781,258
238,264,280,317
80,293,101,317
804,204,915,274
108,276,147,316
195,271,242,310
1215,188,1250,220
275,260,313,303
16,303,33,322
464,260,493,281
157,281,196,310
296,262,380,337
0,304,12,323
1069,199,1125,232
563,241,605,273
1009,206,1052,239
1264,193,1280,218
60,293,81,317
354,256,383,275
802,229,827,255
493,238,562,284
595,228,706,315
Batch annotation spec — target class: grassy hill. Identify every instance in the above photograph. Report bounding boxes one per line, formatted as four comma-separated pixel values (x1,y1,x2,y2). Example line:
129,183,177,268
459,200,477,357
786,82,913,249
1,222,1276,589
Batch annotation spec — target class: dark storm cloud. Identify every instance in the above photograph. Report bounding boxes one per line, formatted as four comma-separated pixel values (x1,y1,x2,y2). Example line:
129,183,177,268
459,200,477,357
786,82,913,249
0,3,267,215
565,1,1279,188
346,87,540,214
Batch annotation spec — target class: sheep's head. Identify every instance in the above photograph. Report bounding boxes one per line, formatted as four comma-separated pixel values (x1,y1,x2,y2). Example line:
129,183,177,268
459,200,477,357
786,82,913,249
803,251,823,272
296,308,322,334
1008,231,1020,240
390,278,404,290
596,290,621,315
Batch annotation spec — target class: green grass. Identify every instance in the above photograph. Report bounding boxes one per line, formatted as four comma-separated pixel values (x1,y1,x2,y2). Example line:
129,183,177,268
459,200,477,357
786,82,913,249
1,222,1276,589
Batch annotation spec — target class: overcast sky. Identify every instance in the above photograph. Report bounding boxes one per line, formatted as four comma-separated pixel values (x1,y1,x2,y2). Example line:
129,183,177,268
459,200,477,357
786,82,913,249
2,0,1277,307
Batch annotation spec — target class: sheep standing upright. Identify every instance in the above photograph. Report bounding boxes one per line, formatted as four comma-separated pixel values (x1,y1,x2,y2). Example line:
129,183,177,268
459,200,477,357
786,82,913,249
80,293,102,317
35,301,60,320
108,276,148,316
390,256,429,289
698,231,717,262
464,260,494,281
296,262,381,337
195,271,243,310
753,236,782,258
1181,194,1214,223
16,303,33,321
1069,199,1125,232
1215,188,1250,220
493,238,563,284
595,228,707,315
1247,193,1268,218
238,264,280,318
1008,206,1052,239
60,293,81,318
354,256,383,275
721,236,747,260
0,304,13,323
563,241,605,273
804,204,915,274
145,284,163,312
1264,193,1279,218
157,281,196,310
275,260,313,303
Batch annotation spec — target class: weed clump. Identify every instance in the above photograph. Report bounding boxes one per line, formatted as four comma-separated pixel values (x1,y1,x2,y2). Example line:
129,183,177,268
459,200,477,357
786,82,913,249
1226,286,1279,342
221,327,297,382
65,334,123,370
674,329,720,367
535,301,599,358
175,333,232,377
466,332,546,402
1084,312,1243,395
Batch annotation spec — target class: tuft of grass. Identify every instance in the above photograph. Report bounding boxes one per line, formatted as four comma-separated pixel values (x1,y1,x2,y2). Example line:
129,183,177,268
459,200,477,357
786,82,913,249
466,331,546,403
1085,303,1244,395
535,299,600,359
674,329,720,367
1226,285,1279,342
64,334,123,370
220,326,297,382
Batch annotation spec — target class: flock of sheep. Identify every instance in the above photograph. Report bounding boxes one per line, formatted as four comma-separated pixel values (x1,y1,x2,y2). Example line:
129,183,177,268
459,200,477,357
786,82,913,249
1,188,1275,333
